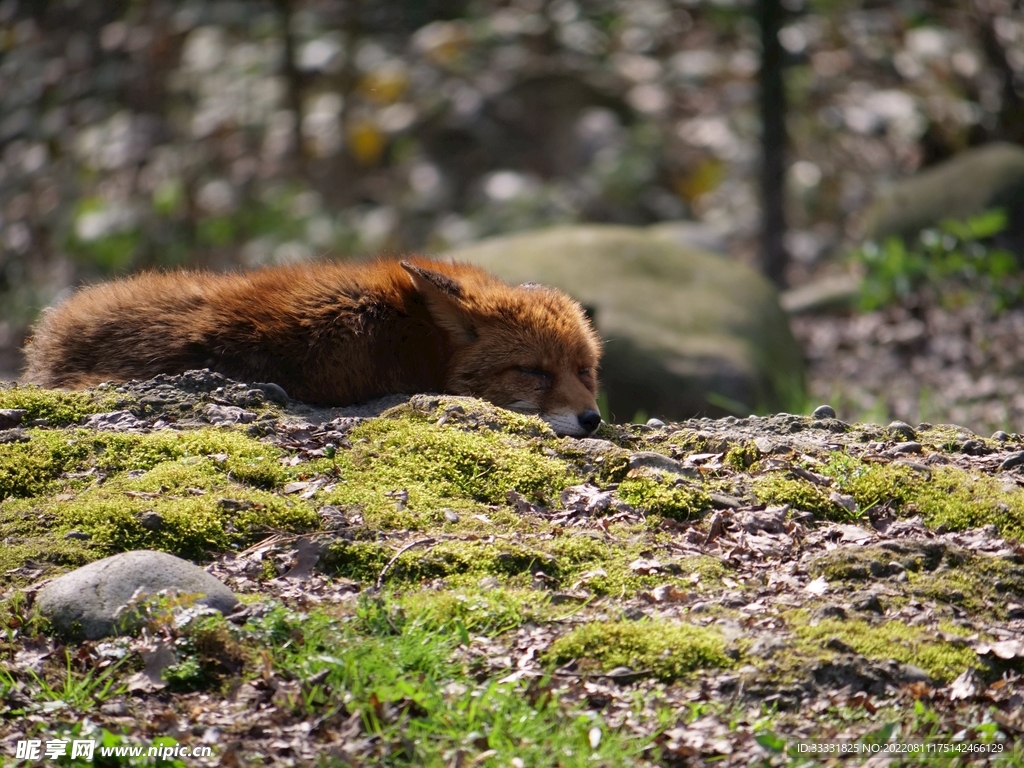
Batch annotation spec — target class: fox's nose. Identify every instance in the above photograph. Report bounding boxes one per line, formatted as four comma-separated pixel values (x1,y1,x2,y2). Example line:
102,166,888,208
577,409,601,434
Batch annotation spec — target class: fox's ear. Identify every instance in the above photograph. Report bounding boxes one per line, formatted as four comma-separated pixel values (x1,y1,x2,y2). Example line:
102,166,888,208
401,261,478,345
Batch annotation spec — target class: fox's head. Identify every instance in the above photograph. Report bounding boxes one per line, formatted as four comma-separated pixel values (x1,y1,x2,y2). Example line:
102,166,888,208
402,260,603,437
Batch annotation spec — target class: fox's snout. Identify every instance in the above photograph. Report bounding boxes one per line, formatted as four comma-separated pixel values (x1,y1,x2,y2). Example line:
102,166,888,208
540,408,602,437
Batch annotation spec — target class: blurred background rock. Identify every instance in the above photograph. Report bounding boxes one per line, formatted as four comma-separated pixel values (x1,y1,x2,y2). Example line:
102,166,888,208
3,0,1024,429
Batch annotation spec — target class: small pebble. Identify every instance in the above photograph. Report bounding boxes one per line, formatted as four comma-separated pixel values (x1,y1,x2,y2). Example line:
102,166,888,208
886,420,917,441
64,530,91,541
254,381,289,404
993,431,1011,442
0,409,26,429
999,451,1024,471
892,441,922,454
812,404,836,420
100,701,129,716
138,511,164,531
852,593,884,613
645,418,666,428
0,429,30,444
444,509,460,523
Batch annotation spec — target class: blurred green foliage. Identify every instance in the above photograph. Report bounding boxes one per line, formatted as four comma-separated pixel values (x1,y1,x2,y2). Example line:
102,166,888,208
852,209,1023,311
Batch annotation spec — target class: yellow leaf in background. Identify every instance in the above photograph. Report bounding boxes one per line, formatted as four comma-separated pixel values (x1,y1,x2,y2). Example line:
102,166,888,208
347,120,386,166
358,65,409,105
675,157,725,203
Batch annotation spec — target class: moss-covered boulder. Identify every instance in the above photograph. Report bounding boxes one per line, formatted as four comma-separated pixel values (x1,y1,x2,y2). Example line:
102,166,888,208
863,142,1024,249
446,224,804,421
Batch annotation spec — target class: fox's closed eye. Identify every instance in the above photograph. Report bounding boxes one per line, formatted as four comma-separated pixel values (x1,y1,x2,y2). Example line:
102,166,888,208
578,367,591,377
516,366,553,389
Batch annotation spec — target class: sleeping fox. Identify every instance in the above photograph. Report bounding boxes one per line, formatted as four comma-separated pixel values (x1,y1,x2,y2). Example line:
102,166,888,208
22,258,603,437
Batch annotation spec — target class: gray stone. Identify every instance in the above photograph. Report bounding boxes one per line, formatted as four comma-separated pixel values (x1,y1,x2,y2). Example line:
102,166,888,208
0,408,26,429
627,451,698,478
780,274,861,314
886,420,917,441
895,663,933,684
204,404,257,425
254,381,289,404
446,224,804,421
1000,451,1024,471
84,411,145,430
812,404,836,420
0,428,29,443
138,511,164,530
863,142,1024,253
36,550,238,639
892,441,922,454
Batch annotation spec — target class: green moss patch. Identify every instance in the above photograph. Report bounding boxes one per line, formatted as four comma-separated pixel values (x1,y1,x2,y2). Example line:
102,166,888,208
0,428,318,583
788,611,978,683
324,539,556,587
753,452,1024,536
0,384,118,425
324,531,731,596
725,441,759,470
617,476,711,520
0,428,289,501
321,408,573,528
547,620,732,682
752,472,853,521
821,454,1024,538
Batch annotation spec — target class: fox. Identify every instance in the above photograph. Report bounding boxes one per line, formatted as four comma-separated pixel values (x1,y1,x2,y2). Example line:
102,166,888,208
21,258,603,437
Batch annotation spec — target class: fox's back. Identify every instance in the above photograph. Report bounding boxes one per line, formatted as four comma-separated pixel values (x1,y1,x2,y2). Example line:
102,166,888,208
22,259,471,402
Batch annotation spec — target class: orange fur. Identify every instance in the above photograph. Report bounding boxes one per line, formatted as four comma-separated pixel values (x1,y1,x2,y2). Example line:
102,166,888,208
22,258,604,435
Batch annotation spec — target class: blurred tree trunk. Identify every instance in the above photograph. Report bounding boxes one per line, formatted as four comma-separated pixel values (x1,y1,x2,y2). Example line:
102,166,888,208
274,0,305,167
972,0,1024,145
759,0,788,288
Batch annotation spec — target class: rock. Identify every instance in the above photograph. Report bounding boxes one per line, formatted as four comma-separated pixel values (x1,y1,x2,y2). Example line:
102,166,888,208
863,142,1024,253
0,408,26,429
993,431,1011,442
886,420,917,441
813,603,847,620
84,411,146,430
892,441,922,454
138,511,164,530
0,428,29,443
1000,451,1024,471
204,404,257,425
445,224,804,420
254,381,289,404
780,274,861,314
895,663,933,684
852,592,884,613
35,550,238,639
812,404,836,420
628,451,690,476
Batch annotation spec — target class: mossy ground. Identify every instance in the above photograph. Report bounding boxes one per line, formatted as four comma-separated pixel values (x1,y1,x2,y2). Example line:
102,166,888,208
0,384,120,425
546,619,733,682
0,428,317,575
811,543,1024,622
5,393,1024,765
785,610,978,683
